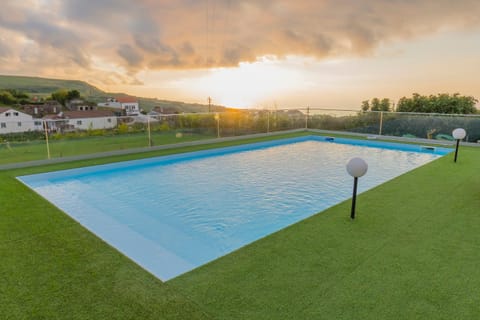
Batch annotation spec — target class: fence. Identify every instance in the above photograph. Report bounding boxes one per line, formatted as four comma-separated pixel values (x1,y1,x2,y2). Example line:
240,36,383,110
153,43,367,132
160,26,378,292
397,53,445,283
1,108,479,166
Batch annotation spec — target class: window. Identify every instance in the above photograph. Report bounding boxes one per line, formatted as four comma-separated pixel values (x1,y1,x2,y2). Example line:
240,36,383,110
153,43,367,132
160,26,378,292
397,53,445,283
1,122,6,128
5,112,10,117
34,121,42,126
17,122,22,127
107,118,112,123
14,112,19,116
77,120,82,125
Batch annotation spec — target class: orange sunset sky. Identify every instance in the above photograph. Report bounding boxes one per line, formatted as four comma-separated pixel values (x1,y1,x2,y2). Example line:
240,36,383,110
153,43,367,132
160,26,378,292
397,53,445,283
0,0,479,109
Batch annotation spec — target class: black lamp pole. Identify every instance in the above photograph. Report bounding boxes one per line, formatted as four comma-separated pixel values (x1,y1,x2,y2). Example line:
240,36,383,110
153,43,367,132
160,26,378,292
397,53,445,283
454,139,460,163
351,177,358,219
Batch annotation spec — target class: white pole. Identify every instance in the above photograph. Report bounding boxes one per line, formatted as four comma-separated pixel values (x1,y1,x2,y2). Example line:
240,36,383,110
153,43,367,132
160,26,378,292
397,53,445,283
267,110,270,133
43,120,51,159
147,115,152,147
305,106,310,129
379,111,384,136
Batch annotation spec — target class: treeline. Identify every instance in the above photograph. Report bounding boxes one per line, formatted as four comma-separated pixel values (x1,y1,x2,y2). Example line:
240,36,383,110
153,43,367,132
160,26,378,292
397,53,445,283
50,89,82,106
362,93,478,114
0,89,30,105
0,88,87,107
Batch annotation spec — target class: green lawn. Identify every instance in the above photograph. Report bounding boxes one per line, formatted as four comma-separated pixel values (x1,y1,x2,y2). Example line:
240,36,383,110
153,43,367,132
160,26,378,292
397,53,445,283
1,133,479,319
0,131,215,164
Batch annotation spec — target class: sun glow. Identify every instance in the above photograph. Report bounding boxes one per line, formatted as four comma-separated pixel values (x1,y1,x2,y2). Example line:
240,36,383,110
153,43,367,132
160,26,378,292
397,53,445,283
184,57,307,108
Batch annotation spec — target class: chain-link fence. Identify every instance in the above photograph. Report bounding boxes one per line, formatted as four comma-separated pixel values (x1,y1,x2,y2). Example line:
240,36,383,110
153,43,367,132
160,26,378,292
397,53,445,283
306,109,480,142
1,109,479,165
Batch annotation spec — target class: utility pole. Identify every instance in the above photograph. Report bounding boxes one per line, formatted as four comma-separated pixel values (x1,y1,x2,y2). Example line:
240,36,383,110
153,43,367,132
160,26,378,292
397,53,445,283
208,96,212,113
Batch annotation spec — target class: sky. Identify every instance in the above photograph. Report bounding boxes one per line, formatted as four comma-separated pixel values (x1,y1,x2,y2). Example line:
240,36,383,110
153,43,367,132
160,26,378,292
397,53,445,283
1,0,480,109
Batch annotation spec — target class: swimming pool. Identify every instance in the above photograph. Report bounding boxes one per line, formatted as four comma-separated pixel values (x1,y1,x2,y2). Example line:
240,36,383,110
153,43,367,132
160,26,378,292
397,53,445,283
18,136,452,280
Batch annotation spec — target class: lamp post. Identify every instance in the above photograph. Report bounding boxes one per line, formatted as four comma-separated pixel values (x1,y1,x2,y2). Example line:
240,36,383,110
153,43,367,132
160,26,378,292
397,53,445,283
346,157,368,219
452,128,466,163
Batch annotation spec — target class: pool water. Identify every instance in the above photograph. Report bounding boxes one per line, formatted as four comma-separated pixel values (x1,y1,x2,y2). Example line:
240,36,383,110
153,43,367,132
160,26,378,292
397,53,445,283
18,136,452,280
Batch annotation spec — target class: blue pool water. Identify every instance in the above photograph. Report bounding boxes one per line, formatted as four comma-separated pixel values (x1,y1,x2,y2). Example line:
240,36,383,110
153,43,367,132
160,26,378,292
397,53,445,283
18,136,452,280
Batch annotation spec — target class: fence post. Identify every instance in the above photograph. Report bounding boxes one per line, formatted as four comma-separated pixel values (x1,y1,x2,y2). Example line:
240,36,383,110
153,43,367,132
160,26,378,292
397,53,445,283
379,111,384,136
147,115,152,147
305,106,310,129
214,113,220,138
267,110,270,133
43,120,51,159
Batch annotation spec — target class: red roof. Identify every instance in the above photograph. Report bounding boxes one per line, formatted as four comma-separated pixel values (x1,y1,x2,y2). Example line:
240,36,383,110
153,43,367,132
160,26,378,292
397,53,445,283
116,96,138,103
0,107,12,114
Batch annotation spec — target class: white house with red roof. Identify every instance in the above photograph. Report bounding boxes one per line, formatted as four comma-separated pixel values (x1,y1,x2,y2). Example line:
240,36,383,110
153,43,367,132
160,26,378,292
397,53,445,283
43,110,117,132
64,110,118,130
97,96,140,116
0,107,43,134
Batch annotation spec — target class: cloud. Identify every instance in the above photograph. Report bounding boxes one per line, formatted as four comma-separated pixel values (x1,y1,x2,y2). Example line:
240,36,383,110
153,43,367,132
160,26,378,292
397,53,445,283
1,0,480,84
117,44,143,67
0,39,12,58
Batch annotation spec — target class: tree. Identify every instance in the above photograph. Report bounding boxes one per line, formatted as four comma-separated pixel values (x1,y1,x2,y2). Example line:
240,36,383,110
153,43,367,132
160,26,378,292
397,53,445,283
51,89,69,106
361,100,370,112
370,98,381,111
396,93,478,114
380,98,391,111
0,90,16,105
360,98,392,111
6,89,29,100
0,89,31,105
51,89,83,106
67,89,81,101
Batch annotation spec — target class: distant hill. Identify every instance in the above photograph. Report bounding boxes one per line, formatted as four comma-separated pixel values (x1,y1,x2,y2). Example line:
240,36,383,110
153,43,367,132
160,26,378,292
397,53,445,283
0,75,104,98
0,74,225,113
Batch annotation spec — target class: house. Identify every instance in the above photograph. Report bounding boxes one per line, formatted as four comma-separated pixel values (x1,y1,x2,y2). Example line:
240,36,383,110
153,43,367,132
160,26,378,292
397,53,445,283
43,110,117,132
42,113,69,133
97,96,140,116
0,107,43,134
62,110,117,131
21,101,63,118
66,99,96,112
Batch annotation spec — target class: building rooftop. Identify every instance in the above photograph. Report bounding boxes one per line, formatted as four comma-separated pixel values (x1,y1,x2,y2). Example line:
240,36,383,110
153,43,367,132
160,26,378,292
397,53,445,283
116,96,138,103
0,107,11,114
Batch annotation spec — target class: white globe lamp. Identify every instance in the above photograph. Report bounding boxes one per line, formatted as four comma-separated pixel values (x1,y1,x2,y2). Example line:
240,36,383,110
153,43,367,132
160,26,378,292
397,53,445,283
346,158,368,219
452,128,466,163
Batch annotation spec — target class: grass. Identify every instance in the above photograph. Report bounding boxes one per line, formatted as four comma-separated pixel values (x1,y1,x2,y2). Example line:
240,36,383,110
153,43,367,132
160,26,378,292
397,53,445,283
0,75,105,97
170,145,480,319
1,132,479,319
0,131,215,164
